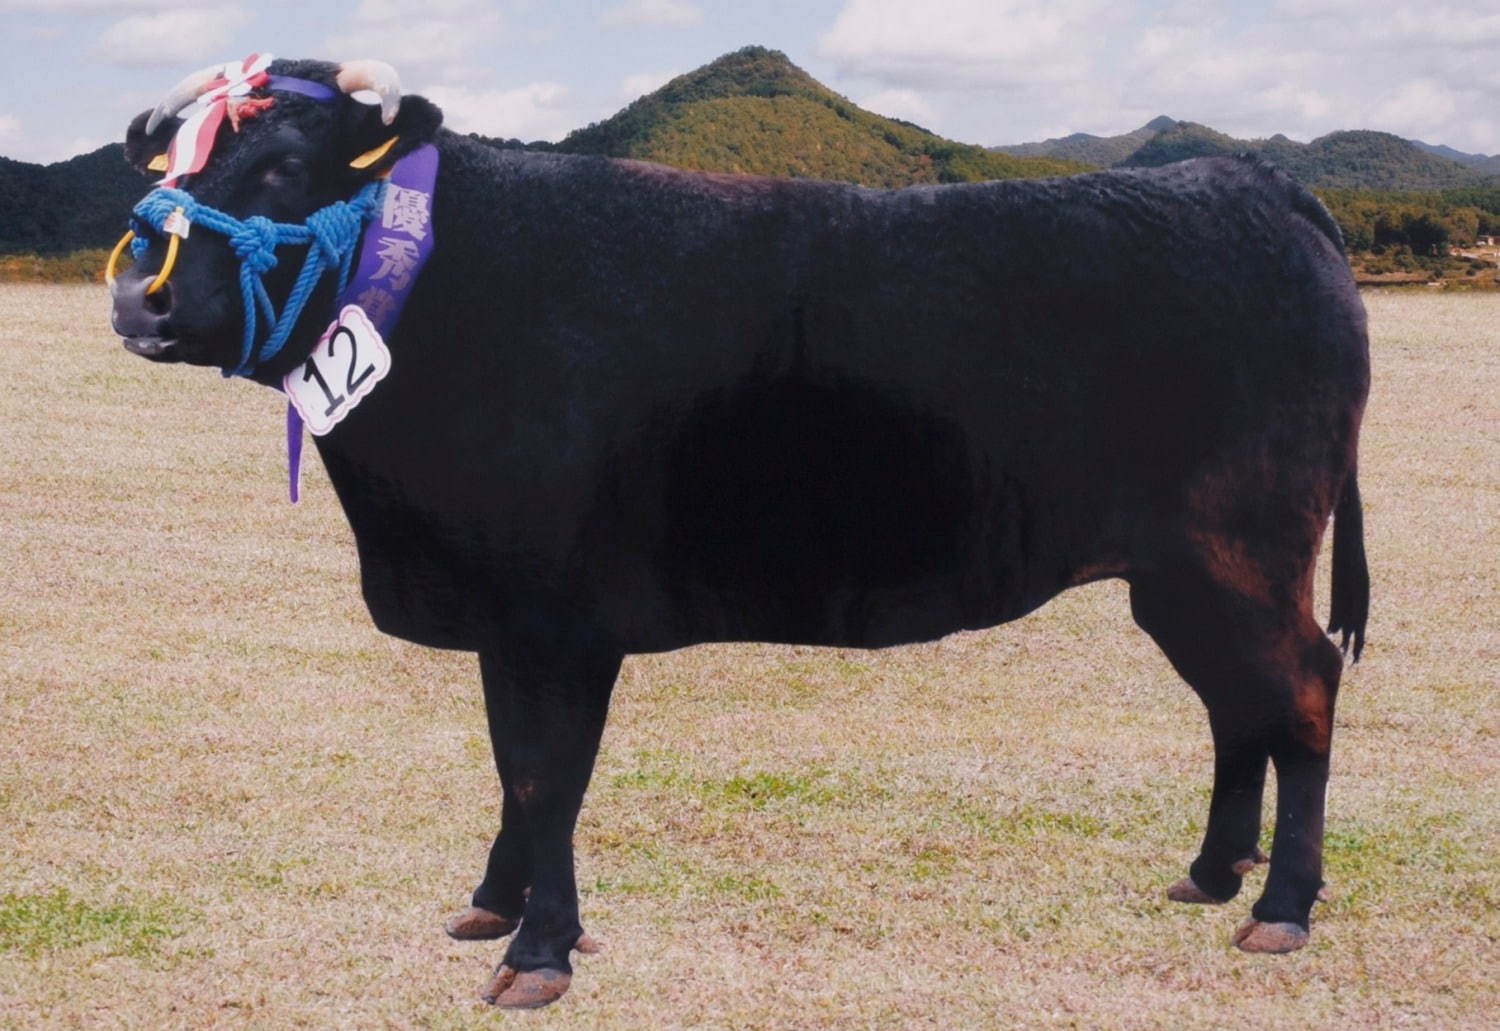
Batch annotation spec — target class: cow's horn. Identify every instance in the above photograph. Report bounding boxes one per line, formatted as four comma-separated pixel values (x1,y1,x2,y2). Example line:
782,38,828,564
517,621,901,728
337,60,401,125
145,62,228,134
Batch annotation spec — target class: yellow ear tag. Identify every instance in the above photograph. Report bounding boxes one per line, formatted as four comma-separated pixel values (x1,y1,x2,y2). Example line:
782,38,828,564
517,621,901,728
147,153,169,172
349,136,398,170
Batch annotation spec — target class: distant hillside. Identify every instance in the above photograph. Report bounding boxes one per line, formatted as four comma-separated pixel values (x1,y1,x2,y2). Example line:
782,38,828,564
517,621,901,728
542,46,1089,186
993,116,1177,167
1408,139,1500,175
996,116,1487,191
1119,123,1482,190
0,145,150,255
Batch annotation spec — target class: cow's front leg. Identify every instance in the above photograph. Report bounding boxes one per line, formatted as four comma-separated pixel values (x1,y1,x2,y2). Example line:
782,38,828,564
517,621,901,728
447,675,544,942
473,633,620,1009
446,791,528,941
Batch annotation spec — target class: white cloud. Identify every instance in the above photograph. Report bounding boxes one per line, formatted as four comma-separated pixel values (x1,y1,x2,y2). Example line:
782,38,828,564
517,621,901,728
1462,118,1499,153
1373,80,1459,136
420,81,590,142
327,0,505,81
65,134,109,158
0,126,113,166
620,70,676,100
1304,4,1500,49
815,0,1500,155
859,89,934,125
1256,84,1332,124
1114,3,1493,146
93,7,252,68
1272,0,1362,16
0,0,154,10
820,0,1127,87
599,0,702,29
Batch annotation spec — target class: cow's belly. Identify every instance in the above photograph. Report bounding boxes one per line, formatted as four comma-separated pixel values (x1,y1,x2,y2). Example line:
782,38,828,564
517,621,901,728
590,373,1072,651
323,355,1111,655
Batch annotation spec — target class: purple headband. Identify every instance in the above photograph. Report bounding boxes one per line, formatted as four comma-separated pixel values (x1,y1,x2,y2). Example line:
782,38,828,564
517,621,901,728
265,76,340,102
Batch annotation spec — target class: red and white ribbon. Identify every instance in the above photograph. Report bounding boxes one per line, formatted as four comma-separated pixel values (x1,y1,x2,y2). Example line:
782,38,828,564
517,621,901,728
160,52,274,186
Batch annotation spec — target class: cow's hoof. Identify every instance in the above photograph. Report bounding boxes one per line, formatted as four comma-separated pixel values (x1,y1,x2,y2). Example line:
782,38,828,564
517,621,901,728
575,932,602,954
445,906,519,941
1166,876,1227,904
1231,917,1309,953
1231,847,1270,876
481,965,572,1009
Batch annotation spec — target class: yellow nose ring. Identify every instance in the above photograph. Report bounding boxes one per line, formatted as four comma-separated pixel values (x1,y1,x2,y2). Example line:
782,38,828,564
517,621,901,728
104,206,185,296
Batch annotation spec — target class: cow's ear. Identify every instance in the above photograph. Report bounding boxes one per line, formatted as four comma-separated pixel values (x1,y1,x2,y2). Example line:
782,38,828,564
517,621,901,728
124,109,176,175
344,94,442,176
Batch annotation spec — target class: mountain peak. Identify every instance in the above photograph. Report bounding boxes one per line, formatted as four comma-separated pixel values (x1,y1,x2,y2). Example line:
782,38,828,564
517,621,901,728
550,46,1087,185
1142,115,1178,133
648,45,819,106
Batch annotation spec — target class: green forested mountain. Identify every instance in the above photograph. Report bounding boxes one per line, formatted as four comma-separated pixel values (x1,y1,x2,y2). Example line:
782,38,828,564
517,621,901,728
543,46,1089,185
0,146,150,254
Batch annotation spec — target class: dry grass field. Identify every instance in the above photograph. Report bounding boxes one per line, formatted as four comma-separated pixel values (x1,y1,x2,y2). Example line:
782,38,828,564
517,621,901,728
1,285,1496,1029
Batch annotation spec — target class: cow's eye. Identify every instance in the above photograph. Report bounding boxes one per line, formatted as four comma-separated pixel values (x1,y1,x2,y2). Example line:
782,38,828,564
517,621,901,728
264,157,308,187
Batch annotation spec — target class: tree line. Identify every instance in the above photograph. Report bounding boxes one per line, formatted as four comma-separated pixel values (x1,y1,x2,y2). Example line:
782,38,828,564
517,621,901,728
1319,187,1500,253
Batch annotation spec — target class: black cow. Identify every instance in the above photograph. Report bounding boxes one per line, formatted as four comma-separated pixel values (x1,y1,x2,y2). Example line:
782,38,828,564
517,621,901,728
111,58,1369,1009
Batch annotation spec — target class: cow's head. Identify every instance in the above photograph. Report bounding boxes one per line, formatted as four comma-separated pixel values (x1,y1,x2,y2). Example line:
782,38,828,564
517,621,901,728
111,57,442,382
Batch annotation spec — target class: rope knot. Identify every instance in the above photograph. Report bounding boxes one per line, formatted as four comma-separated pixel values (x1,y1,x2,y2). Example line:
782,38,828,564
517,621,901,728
304,202,363,264
231,216,280,274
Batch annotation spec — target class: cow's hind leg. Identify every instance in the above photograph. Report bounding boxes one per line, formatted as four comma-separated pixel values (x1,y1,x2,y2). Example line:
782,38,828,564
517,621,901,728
473,630,620,1008
1130,570,1341,951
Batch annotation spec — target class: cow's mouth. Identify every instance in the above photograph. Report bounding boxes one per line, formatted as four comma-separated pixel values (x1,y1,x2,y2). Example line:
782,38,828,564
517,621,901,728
121,335,182,361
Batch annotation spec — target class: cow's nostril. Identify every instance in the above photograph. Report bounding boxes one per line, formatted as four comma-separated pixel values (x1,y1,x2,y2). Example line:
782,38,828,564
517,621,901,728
143,281,173,316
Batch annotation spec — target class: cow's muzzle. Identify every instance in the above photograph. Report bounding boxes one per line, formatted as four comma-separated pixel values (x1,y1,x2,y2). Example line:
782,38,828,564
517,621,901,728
110,274,181,361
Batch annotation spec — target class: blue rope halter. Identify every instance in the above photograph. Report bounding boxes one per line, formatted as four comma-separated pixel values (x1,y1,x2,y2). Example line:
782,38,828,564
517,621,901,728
130,181,385,377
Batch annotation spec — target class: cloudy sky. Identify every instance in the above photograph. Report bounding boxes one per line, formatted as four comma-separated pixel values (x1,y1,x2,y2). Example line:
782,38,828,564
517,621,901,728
0,0,1495,165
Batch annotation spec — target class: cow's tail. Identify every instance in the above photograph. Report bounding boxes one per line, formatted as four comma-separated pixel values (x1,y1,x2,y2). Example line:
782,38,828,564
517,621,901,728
1327,468,1369,661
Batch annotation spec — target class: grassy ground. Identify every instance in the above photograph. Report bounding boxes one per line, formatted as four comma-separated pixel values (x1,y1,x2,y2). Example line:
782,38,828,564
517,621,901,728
0,286,1495,1028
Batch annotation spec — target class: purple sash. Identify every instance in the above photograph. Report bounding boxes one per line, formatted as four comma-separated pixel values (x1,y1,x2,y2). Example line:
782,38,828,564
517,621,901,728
287,143,439,501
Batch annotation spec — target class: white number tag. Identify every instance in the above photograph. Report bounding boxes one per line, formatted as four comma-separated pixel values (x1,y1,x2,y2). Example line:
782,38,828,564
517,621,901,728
162,209,191,238
284,305,392,436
